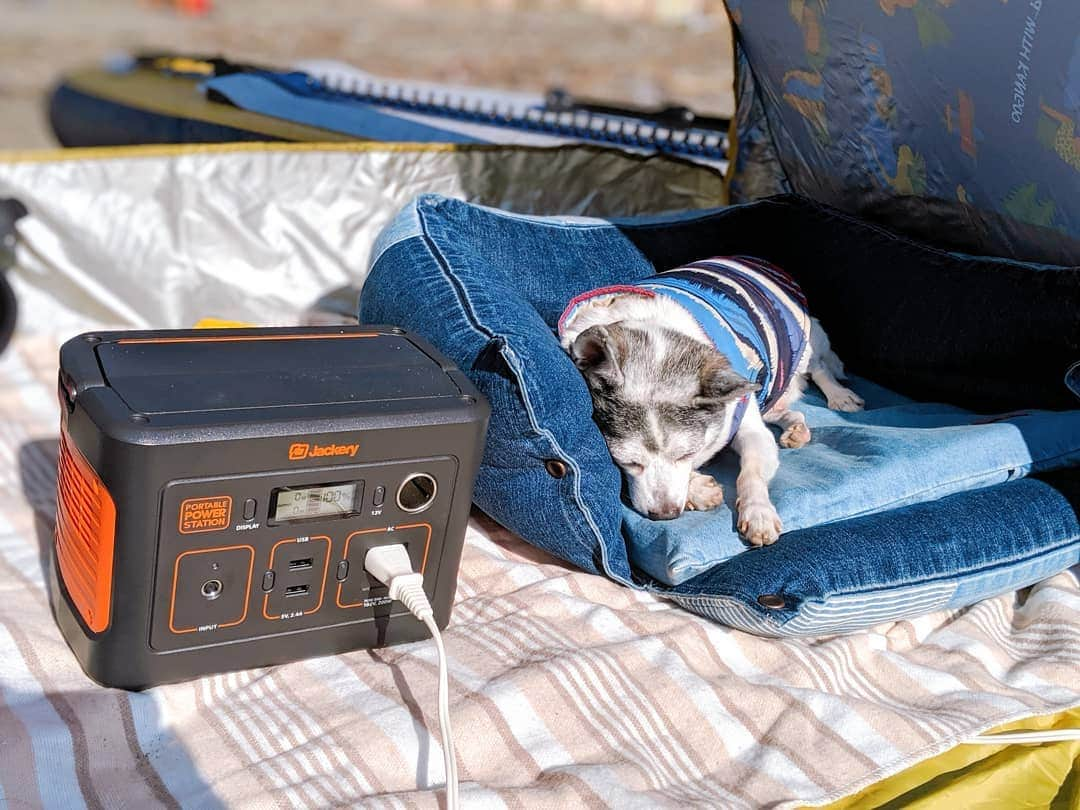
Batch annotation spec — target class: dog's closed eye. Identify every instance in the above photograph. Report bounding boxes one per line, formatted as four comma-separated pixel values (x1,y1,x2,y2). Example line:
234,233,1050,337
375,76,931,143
615,457,644,474
610,452,645,474
614,450,694,471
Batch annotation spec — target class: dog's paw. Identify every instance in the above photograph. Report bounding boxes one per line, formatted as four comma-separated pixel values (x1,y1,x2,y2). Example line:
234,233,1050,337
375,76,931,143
827,387,865,413
737,500,783,546
686,472,724,512
779,421,811,449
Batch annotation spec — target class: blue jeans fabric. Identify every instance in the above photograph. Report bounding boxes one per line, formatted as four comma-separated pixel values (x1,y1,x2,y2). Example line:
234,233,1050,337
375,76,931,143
628,377,1080,584
360,193,1080,634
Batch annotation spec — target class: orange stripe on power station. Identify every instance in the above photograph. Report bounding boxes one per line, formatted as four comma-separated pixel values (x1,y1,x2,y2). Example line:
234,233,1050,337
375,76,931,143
55,426,117,634
116,333,378,345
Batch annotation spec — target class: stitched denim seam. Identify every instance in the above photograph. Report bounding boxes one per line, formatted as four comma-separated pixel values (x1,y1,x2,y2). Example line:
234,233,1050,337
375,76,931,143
469,199,732,231
415,206,494,341
672,536,1080,609
369,226,419,271
824,536,1080,602
667,592,781,626
638,417,1080,581
665,588,954,629
498,341,630,582
416,200,629,582
460,205,611,231
617,440,1079,586
765,448,1079,541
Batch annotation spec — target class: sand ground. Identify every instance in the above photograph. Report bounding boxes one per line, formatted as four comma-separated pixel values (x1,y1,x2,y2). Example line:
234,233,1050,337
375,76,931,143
0,0,733,150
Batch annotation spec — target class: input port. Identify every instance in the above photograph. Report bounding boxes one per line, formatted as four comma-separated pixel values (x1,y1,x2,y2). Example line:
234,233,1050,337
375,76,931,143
201,579,223,601
284,584,309,598
288,557,313,572
396,473,437,513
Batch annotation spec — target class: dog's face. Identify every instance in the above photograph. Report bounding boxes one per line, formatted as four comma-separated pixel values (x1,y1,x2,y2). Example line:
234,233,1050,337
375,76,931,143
571,322,757,520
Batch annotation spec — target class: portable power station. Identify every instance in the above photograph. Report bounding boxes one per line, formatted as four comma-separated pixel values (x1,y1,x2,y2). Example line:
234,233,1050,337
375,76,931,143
52,326,489,689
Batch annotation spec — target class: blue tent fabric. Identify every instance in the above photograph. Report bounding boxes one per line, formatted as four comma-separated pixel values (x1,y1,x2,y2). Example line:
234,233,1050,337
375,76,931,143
724,1,1080,265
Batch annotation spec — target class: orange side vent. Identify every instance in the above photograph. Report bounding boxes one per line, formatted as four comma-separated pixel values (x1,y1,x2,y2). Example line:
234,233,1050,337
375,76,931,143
55,427,116,633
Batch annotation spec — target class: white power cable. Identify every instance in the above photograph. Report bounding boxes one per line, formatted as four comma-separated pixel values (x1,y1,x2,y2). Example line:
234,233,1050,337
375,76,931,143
421,613,459,802
364,545,1080,796
961,729,1080,745
365,545,459,810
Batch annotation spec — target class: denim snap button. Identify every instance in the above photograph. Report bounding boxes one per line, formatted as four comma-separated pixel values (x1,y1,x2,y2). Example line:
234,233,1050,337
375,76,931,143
544,459,568,479
757,594,786,610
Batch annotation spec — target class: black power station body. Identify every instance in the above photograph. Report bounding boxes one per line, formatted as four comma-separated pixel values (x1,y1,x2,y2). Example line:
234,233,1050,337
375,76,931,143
53,326,488,689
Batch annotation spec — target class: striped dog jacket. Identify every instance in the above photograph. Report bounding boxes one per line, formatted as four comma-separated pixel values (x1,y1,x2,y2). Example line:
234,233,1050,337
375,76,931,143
560,256,812,445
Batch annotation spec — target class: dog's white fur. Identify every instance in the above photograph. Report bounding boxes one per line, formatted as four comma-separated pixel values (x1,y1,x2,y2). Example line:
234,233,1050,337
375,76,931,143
562,292,864,545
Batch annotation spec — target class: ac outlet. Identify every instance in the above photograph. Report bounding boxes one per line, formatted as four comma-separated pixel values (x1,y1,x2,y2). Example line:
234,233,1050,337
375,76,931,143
336,524,431,610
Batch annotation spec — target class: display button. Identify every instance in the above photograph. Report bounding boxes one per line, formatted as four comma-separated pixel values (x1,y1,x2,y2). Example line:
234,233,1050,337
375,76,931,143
262,570,275,592
372,486,386,507
243,498,257,521
336,560,349,581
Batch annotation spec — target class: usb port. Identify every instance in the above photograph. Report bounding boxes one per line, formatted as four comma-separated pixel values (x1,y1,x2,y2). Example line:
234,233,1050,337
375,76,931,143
288,557,313,572
284,584,309,598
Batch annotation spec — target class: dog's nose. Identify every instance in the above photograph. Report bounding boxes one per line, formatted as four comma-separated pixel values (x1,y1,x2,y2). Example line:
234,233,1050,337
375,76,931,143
648,505,682,521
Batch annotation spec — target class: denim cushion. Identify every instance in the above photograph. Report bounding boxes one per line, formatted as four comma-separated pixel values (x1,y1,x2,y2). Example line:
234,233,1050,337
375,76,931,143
632,378,1080,585
360,193,1080,635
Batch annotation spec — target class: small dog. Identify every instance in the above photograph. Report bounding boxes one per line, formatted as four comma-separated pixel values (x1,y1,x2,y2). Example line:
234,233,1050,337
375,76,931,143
559,256,864,546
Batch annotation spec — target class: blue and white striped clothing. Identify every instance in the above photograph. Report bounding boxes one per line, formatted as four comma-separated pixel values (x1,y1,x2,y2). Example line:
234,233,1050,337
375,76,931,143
561,256,812,443
640,256,812,411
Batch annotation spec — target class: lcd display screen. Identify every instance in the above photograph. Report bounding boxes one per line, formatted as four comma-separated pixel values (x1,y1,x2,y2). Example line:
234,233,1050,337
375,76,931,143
271,482,359,522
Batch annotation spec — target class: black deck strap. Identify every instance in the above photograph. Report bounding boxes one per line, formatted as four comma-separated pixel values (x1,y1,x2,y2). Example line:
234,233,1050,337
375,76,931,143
544,87,731,131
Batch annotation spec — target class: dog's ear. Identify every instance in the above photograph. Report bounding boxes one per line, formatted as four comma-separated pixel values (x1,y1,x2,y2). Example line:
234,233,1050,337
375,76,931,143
571,324,625,387
695,359,758,409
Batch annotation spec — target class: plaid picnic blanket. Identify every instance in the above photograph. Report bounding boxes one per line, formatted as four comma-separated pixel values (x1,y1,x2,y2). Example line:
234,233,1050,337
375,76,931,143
2,328,1080,808
0,144,1076,808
